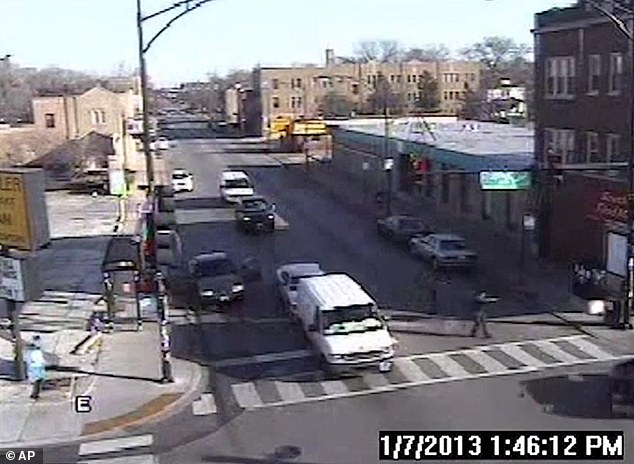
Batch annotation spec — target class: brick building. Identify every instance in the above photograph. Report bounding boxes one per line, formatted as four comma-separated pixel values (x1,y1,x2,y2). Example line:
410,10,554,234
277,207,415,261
533,0,633,278
244,50,481,135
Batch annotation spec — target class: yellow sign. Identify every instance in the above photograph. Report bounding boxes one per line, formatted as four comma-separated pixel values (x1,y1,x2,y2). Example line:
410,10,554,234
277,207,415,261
292,122,327,135
0,173,31,249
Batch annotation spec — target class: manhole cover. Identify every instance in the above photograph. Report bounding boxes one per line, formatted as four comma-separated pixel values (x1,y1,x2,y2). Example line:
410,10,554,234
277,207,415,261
272,445,302,460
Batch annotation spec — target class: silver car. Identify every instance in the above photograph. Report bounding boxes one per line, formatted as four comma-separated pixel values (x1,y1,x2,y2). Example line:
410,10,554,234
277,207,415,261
409,233,478,271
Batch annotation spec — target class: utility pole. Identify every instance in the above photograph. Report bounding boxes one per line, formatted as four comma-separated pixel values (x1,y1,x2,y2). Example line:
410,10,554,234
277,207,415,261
135,0,218,383
0,54,12,123
382,74,393,216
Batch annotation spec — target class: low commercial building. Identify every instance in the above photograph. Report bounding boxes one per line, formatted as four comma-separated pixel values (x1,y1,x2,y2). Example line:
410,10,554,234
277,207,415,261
330,118,534,239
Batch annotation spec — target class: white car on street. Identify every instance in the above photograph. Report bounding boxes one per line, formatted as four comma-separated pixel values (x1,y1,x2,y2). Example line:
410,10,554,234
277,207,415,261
171,169,194,193
219,170,255,203
150,137,170,151
275,263,324,314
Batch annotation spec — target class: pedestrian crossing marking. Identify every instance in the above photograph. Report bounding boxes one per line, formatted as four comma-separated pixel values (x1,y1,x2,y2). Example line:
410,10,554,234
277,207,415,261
274,381,305,402
233,382,264,408
426,353,470,378
394,358,430,382
321,379,349,395
192,393,217,416
78,455,157,464
78,434,153,457
534,340,579,364
225,335,630,411
497,344,547,367
571,337,615,361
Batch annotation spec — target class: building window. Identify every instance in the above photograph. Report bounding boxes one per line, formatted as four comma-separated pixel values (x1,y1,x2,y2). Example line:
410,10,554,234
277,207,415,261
297,96,303,109
588,54,601,94
544,128,576,164
272,96,280,108
272,78,279,90
586,132,600,163
352,83,359,95
390,75,396,83
396,75,402,83
607,134,623,162
91,109,106,124
546,56,576,97
45,113,55,128
469,73,476,82
609,53,623,94
366,75,372,84
443,91,448,100
407,75,411,83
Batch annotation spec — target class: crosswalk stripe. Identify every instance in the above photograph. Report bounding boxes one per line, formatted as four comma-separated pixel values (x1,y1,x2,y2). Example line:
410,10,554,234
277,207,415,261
533,340,580,364
233,382,264,408
78,455,157,464
362,372,391,388
321,379,349,395
79,434,153,456
570,337,615,361
497,344,549,367
274,381,306,402
426,353,470,378
394,358,430,382
192,393,217,415
464,350,510,373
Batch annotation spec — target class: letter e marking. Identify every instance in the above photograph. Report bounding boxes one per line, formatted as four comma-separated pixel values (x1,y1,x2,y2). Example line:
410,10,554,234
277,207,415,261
75,395,93,413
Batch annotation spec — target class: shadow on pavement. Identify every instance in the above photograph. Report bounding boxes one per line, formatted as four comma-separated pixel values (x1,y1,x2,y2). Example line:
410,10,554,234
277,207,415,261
521,372,614,419
50,365,162,383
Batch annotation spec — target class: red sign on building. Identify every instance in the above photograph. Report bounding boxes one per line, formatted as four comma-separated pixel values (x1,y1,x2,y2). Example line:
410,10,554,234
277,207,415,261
586,189,628,225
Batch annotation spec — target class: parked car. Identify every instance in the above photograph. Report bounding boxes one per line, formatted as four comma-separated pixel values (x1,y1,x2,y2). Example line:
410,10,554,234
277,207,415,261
171,169,194,193
377,215,433,244
275,263,325,312
219,170,254,203
187,252,261,310
157,137,170,150
234,195,276,233
408,233,478,271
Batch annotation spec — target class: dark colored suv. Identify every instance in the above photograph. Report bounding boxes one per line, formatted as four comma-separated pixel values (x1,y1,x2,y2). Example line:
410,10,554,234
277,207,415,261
235,195,276,233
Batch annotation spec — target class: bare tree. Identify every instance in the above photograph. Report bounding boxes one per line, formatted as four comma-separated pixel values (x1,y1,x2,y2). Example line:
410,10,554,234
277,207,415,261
460,36,530,72
366,73,406,115
354,39,404,63
404,44,452,62
416,71,440,112
318,91,356,117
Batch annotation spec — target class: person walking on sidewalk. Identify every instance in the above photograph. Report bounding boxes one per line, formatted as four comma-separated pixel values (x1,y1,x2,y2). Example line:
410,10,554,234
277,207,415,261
469,291,499,338
26,335,46,399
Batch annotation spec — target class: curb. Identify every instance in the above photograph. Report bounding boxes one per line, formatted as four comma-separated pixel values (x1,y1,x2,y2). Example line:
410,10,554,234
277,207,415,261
548,312,600,339
72,333,102,356
79,360,205,441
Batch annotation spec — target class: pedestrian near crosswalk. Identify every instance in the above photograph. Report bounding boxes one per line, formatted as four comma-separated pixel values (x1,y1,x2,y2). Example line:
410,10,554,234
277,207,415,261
218,335,625,411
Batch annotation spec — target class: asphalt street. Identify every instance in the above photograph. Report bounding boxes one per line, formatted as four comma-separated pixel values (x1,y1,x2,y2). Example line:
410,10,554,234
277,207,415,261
40,119,634,464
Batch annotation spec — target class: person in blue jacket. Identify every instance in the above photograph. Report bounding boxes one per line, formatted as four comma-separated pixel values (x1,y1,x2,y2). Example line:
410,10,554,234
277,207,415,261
26,335,46,399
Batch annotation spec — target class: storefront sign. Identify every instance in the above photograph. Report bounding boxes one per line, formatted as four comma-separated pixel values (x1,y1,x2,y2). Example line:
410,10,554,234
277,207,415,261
586,190,628,225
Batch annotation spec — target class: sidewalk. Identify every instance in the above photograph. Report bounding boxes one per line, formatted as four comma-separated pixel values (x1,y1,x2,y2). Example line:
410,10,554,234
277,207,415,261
0,189,203,448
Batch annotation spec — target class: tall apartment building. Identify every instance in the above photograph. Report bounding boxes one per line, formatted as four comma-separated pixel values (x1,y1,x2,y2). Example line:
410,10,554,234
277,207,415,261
533,0,633,274
244,49,481,135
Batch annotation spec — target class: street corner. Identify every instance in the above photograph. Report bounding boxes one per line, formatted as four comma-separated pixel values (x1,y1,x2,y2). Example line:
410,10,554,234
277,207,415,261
79,358,205,439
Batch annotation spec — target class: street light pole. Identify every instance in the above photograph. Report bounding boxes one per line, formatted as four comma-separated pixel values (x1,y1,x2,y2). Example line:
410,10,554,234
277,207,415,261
135,0,218,383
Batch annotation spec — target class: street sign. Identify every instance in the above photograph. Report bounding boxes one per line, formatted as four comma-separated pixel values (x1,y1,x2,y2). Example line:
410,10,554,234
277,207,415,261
362,161,370,171
479,171,532,191
384,158,394,171
523,214,535,230
0,169,49,250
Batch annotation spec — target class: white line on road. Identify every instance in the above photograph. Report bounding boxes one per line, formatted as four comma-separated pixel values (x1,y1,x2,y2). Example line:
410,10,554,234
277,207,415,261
192,393,217,416
393,358,430,382
78,434,153,456
426,353,470,378
569,337,615,361
533,340,580,364
214,349,313,368
233,382,264,408
78,455,157,464
462,350,510,373
497,344,550,367
274,381,306,402
320,379,349,395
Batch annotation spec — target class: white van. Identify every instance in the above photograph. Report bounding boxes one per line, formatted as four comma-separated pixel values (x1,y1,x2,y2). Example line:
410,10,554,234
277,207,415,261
294,273,397,374
219,170,254,203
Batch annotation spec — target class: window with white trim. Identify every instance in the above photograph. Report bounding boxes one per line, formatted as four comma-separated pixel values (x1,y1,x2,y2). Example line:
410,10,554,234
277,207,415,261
607,134,624,162
545,56,576,97
609,53,623,94
544,128,576,164
588,54,600,94
586,132,600,163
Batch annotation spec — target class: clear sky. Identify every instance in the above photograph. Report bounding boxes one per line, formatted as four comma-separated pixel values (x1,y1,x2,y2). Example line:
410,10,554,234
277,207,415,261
1,0,576,88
